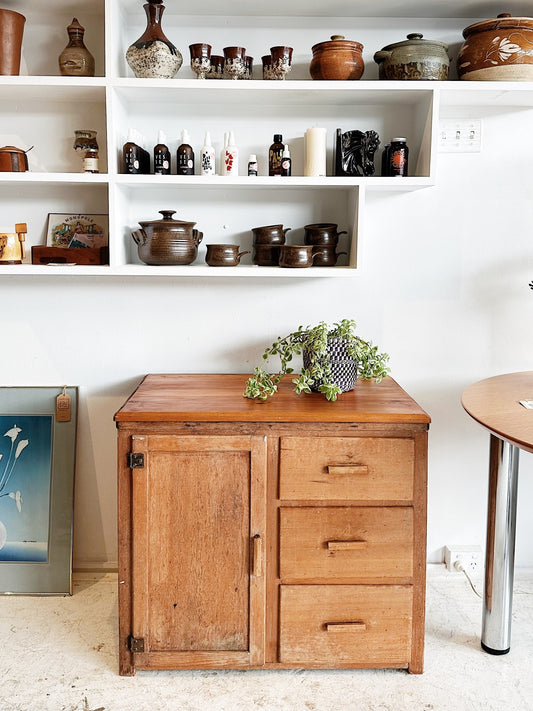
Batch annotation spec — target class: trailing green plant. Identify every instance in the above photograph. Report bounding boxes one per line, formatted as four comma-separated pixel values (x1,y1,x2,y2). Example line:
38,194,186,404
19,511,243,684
244,318,390,402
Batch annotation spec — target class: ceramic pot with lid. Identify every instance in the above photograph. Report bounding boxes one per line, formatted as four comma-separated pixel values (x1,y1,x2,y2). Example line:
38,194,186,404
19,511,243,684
132,209,203,265
373,33,450,80
458,13,533,80
309,35,364,80
0,145,30,172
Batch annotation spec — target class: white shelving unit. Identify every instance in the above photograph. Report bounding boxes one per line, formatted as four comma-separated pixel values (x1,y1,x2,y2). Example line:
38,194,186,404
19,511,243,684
1,0,532,277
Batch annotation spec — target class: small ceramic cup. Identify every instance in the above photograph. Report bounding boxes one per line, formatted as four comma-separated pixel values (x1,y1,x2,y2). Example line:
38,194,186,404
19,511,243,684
223,46,246,79
270,45,293,79
244,56,254,79
262,54,273,80
311,244,348,266
207,54,224,78
279,244,322,268
189,43,211,79
303,223,348,244
251,224,291,244
205,244,250,266
253,244,281,266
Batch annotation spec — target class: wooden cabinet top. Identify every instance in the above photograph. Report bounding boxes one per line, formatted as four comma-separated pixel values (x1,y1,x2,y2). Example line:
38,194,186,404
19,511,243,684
114,374,430,425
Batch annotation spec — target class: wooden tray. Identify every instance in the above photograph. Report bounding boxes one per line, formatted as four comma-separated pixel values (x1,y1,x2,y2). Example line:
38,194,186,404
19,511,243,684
31,246,108,265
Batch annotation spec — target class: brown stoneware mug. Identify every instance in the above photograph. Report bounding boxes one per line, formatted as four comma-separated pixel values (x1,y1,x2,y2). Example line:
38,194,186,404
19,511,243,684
223,46,246,79
279,244,322,268
251,224,291,244
311,244,347,266
205,244,250,266
252,244,281,266
303,222,348,244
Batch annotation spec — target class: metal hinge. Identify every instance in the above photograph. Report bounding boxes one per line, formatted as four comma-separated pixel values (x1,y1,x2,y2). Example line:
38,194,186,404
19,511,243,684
128,635,145,653
127,452,145,469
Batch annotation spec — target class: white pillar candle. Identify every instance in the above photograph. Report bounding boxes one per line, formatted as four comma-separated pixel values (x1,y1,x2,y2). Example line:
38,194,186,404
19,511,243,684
304,127,327,176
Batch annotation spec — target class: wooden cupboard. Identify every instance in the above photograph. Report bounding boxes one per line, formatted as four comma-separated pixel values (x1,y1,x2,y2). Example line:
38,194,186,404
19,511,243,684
115,374,430,675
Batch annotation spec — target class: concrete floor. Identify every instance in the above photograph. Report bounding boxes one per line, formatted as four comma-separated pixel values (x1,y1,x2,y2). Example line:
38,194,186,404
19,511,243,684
1,567,532,711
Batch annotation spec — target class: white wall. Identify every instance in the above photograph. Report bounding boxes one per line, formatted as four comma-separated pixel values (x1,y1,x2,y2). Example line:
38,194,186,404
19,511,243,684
2,18,533,570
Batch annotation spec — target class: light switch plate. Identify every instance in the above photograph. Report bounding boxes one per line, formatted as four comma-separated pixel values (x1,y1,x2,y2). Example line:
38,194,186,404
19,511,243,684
438,119,482,153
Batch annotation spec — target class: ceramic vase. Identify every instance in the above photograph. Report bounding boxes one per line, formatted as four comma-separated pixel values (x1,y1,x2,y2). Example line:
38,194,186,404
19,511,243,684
126,1,182,79
59,17,95,76
0,9,26,76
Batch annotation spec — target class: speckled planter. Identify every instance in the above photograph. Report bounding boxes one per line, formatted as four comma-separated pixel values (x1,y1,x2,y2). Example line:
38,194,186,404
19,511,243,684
126,1,182,79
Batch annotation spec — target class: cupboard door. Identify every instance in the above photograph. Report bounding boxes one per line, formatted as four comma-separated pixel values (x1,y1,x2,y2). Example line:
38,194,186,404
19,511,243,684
130,434,266,669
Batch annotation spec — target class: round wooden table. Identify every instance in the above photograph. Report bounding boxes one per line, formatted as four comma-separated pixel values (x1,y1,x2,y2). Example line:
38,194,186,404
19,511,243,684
462,371,533,654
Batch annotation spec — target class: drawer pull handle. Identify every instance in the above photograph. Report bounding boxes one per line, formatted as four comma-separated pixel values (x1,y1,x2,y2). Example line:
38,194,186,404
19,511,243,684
327,540,367,551
325,622,367,632
327,465,368,476
252,534,262,577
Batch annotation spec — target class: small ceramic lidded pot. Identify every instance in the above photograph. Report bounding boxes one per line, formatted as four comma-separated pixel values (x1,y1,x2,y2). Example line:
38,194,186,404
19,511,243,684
310,35,364,80
458,13,533,80
126,0,182,79
373,33,449,80
189,43,211,79
59,17,95,76
205,244,250,266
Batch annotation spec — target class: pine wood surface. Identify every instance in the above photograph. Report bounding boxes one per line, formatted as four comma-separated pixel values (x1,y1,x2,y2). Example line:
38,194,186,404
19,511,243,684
461,371,533,454
116,374,429,675
114,374,431,424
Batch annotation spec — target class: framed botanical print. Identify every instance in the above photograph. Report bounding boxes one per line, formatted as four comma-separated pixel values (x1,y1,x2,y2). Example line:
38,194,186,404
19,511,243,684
0,387,77,594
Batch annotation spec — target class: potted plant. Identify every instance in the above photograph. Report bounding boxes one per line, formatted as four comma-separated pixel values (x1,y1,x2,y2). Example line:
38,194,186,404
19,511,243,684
244,318,390,402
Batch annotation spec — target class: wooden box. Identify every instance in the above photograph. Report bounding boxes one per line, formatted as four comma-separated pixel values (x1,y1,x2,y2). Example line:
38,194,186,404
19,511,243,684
31,246,108,265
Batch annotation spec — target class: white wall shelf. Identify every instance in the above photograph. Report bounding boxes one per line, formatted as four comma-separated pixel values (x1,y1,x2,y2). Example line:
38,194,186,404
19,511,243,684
1,1,531,277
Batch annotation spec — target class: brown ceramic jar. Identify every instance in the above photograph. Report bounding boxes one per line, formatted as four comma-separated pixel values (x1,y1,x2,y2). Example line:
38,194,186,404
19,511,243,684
458,13,533,80
310,35,364,81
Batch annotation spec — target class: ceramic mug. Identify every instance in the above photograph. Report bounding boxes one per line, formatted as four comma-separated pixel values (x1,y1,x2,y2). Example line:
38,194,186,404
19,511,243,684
312,244,347,266
303,222,348,244
205,244,250,266
251,224,291,244
252,244,281,266
279,244,322,268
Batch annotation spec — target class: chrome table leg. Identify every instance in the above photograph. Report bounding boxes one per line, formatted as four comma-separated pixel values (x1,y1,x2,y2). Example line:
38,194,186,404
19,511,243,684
482,435,520,654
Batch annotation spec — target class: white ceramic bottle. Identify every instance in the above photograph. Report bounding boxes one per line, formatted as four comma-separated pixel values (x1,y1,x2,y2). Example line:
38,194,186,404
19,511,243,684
220,131,228,175
225,130,239,176
200,131,215,176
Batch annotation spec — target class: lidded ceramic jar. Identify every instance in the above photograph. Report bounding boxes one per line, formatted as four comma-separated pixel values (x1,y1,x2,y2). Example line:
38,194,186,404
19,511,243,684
458,13,533,80
132,210,202,265
309,35,364,80
373,33,449,80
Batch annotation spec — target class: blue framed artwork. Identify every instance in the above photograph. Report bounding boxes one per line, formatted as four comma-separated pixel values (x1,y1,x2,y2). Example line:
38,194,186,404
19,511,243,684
0,387,77,595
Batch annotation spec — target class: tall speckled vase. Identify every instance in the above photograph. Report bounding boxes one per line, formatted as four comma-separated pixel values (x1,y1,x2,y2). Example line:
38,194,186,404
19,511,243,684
126,0,182,79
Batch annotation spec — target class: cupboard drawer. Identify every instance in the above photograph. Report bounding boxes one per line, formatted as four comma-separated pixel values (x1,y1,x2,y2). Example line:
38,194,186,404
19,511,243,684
279,585,412,666
279,437,414,501
280,507,413,581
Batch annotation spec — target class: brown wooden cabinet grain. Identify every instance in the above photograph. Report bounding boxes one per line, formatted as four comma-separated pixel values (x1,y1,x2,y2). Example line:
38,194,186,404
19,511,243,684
115,374,430,675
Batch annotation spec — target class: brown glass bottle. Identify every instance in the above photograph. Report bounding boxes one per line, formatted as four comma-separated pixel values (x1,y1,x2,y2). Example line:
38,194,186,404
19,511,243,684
389,137,409,177
177,129,194,175
83,147,99,173
154,130,171,175
269,133,284,176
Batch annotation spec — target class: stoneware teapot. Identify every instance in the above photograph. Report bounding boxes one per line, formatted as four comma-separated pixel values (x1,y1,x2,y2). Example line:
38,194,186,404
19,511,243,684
0,223,26,264
132,209,203,265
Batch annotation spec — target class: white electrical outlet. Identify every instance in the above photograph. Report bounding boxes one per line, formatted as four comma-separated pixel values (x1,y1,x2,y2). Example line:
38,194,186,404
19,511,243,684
438,119,482,152
444,545,483,575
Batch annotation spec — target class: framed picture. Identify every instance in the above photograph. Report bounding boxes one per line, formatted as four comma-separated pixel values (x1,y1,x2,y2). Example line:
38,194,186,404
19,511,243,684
46,213,108,249
0,387,78,595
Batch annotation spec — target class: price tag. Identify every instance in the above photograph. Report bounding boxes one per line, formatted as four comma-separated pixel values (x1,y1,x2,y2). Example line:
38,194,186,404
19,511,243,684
56,387,71,422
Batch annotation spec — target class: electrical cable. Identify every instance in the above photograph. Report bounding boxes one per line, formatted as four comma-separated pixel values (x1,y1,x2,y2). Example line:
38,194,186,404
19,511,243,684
454,560,482,598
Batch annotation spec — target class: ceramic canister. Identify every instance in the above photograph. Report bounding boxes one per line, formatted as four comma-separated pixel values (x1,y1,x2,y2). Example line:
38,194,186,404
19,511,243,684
458,13,533,80
373,33,449,80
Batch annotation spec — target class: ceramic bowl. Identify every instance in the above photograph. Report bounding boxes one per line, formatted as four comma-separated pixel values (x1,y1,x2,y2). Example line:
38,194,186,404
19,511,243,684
311,244,347,266
303,223,348,244
251,224,291,244
252,244,281,266
205,244,250,266
279,244,321,268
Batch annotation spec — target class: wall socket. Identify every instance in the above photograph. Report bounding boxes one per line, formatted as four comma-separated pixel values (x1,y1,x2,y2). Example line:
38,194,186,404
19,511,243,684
444,545,483,575
438,119,482,153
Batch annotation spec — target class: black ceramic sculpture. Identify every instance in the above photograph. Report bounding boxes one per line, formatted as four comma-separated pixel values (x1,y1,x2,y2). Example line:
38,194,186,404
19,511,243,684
334,128,380,177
